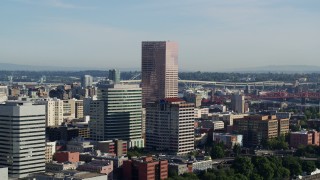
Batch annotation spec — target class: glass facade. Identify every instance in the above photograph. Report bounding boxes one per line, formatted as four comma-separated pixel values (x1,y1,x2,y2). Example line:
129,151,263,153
141,41,178,106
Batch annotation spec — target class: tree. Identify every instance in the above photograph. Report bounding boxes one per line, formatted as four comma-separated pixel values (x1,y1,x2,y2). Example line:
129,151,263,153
211,144,225,159
233,144,241,157
181,173,199,180
302,161,316,175
232,157,254,177
282,156,302,177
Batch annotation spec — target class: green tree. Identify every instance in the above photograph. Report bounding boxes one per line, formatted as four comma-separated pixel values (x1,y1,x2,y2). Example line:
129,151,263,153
282,156,302,177
181,173,199,180
250,173,263,180
302,161,316,175
232,157,254,177
211,144,225,159
233,144,241,157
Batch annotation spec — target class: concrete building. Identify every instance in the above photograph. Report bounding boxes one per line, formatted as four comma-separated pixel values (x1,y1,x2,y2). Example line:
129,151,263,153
212,133,243,148
290,130,320,148
146,98,194,155
97,140,127,156
0,167,8,180
89,83,144,148
123,156,168,180
37,98,64,127
0,85,8,102
233,115,289,147
66,137,94,153
0,101,46,179
82,75,93,88
63,99,76,120
184,92,202,108
77,160,113,179
231,94,245,113
46,142,56,163
75,100,84,119
31,171,109,180
141,41,178,106
108,69,121,84
46,161,79,172
201,120,224,130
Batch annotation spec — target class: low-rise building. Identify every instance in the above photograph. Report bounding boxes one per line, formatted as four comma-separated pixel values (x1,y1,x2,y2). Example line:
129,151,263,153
201,120,224,130
46,161,79,172
77,160,113,179
123,156,168,180
290,130,320,148
97,140,127,156
30,171,109,180
54,151,80,163
67,137,94,153
213,133,243,148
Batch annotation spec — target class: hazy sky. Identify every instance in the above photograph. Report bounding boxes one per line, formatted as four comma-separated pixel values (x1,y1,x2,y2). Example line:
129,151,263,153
1,0,320,71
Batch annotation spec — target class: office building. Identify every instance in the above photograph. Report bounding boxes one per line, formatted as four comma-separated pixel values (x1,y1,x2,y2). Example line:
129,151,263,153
231,93,245,113
0,101,46,179
109,69,121,84
89,83,144,148
233,115,289,147
123,156,168,180
141,41,178,106
146,98,194,155
82,75,93,88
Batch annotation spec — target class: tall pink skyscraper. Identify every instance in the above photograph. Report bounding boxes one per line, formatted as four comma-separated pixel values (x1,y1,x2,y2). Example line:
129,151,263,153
141,41,178,106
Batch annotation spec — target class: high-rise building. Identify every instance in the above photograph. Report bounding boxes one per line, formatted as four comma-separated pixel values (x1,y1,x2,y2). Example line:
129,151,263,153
231,93,245,113
45,98,64,127
141,41,178,106
146,98,194,155
109,69,121,84
89,83,144,148
0,86,8,102
0,101,46,178
81,75,93,88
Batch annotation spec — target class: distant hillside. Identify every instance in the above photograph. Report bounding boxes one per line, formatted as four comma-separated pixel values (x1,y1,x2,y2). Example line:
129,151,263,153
229,65,320,73
0,63,139,72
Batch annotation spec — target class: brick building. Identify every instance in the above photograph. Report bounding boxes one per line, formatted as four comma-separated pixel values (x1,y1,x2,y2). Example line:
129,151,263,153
290,130,320,148
123,156,168,180
54,151,80,163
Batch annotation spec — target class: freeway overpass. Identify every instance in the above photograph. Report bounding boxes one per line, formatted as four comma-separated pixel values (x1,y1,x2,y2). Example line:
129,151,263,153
120,79,313,87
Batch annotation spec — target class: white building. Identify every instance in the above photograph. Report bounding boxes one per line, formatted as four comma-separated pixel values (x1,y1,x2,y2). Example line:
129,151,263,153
0,86,8,103
146,98,195,155
82,75,93,88
0,101,46,179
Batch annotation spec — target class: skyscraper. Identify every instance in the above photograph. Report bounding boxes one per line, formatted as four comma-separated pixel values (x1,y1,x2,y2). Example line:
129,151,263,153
146,98,194,155
81,75,93,88
89,83,144,148
109,69,121,84
141,41,178,106
231,93,245,113
0,101,46,178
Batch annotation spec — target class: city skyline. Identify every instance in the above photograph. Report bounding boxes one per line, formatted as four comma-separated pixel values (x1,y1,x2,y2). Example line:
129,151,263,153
1,0,320,71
